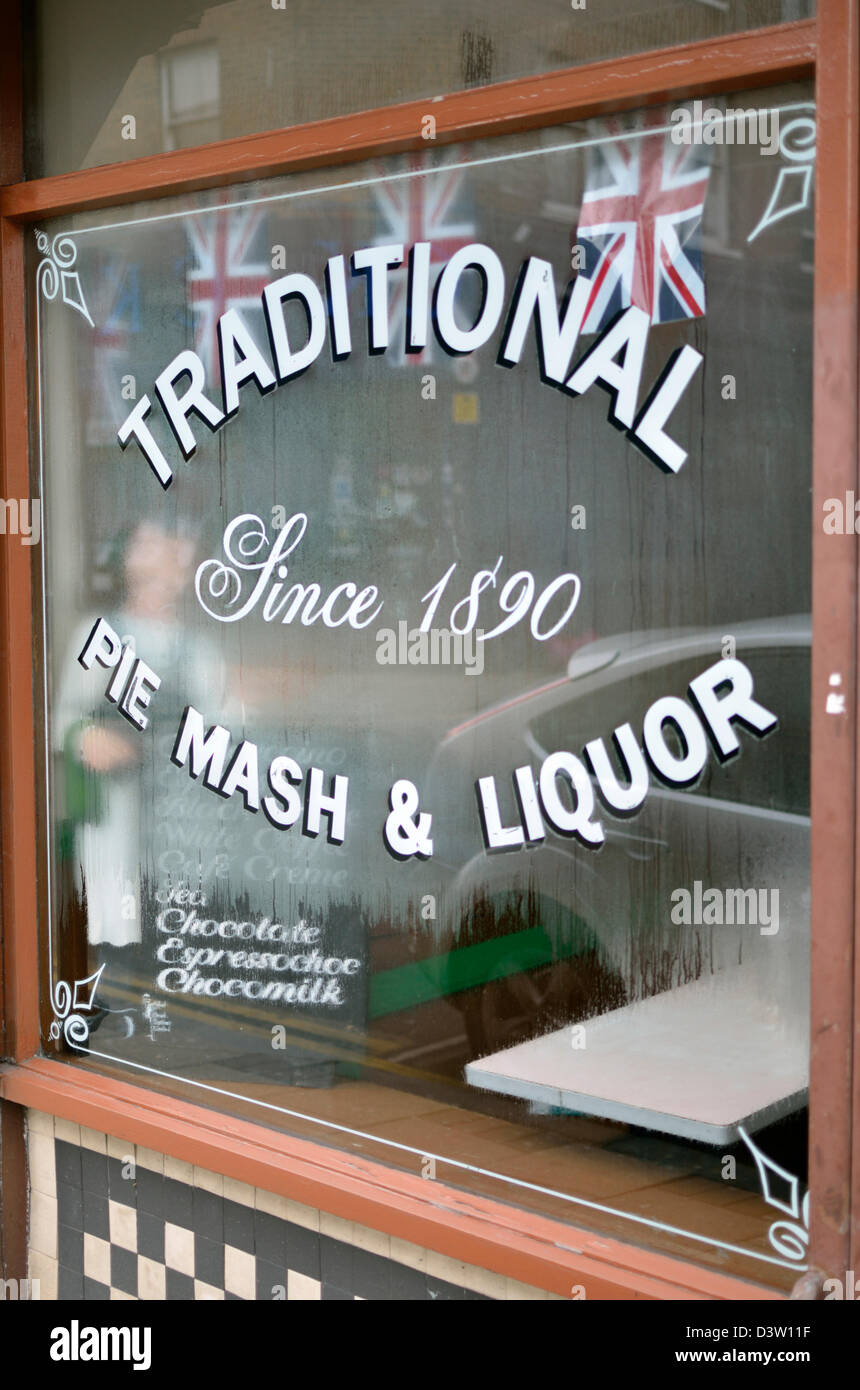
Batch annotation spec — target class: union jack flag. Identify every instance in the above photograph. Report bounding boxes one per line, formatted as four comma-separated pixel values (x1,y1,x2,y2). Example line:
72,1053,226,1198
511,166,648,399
373,150,475,365
186,206,270,376
575,108,711,335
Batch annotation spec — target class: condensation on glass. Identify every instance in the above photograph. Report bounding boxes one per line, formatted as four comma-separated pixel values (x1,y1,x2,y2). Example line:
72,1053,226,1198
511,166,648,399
30,84,814,1289
24,0,814,178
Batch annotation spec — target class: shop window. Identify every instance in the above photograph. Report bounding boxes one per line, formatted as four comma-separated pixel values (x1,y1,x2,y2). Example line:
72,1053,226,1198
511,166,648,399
31,85,813,1290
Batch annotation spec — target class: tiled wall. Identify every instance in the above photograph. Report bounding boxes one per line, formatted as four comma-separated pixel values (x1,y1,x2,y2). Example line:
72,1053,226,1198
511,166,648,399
26,1110,562,1301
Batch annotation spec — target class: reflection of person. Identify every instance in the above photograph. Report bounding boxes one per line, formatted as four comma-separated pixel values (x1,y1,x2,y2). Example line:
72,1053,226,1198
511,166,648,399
55,521,225,950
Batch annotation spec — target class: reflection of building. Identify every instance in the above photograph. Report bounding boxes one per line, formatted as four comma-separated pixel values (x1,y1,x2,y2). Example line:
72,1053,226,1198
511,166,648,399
0,0,856,1323
28,0,809,174
160,40,220,150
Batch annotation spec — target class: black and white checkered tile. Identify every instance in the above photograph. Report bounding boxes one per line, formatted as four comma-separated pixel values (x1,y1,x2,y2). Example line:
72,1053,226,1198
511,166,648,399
51,1137,491,1301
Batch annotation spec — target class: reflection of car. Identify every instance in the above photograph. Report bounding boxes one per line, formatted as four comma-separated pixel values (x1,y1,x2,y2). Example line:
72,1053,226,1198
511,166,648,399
426,617,810,1063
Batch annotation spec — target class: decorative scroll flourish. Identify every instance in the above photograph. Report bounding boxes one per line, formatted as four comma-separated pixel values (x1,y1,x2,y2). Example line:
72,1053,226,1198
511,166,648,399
747,116,816,244
49,965,105,1048
35,229,94,326
739,1124,809,1264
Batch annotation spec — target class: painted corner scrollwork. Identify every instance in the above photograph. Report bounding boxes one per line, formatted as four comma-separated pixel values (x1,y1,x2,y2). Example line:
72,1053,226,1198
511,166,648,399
49,965,104,1048
747,115,816,244
35,229,94,326
739,1124,809,1265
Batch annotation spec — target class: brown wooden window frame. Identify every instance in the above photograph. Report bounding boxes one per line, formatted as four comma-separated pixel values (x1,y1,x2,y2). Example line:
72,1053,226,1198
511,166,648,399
0,1,856,1300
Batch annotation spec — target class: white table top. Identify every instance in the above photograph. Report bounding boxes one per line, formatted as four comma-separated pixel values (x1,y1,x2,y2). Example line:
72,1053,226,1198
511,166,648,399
465,971,808,1144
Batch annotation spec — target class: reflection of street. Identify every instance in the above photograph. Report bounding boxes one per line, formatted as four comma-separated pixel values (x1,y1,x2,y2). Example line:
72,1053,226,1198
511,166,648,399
66,618,810,1286
424,618,810,1133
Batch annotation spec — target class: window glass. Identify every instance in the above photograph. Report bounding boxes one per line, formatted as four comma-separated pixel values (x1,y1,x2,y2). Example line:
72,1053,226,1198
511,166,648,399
32,85,813,1289
24,0,814,178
